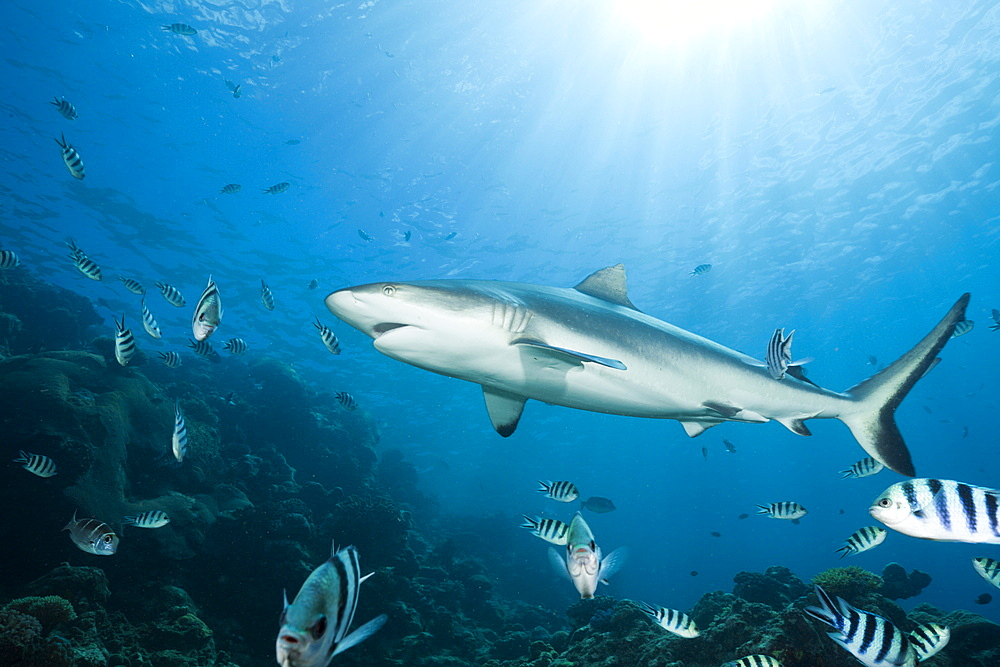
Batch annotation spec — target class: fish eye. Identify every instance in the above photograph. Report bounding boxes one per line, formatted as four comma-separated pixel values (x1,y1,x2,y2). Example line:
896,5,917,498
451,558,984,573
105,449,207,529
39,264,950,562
878,498,892,508
103,535,113,543
382,285,396,296
589,540,595,550
310,615,328,640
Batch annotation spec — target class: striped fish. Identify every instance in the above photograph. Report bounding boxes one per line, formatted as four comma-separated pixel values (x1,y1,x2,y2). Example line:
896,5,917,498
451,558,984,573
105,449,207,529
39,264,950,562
261,279,275,311
638,602,699,638
276,543,387,665
263,181,290,194
224,338,248,354
520,516,569,545
13,450,57,478
188,338,220,362
159,351,182,368
335,391,357,411
155,281,186,307
192,276,223,341
805,585,916,667
123,510,170,529
63,511,119,555
765,328,794,380
690,263,711,276
219,183,241,194
908,623,950,662
162,23,197,35
723,656,783,667
119,276,145,295
114,314,137,366
314,318,341,354
140,299,162,339
0,250,20,269
538,480,580,503
990,309,1000,331
951,319,974,338
840,456,884,479
50,97,78,120
67,241,101,280
973,557,1000,590
869,478,1000,544
757,501,807,521
55,133,85,179
836,526,887,558
172,401,188,463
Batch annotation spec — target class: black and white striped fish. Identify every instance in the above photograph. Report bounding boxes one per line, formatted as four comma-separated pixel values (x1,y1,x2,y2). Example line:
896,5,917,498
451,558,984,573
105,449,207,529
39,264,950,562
314,318,341,354
538,480,580,503
870,478,1000,544
119,276,145,295
67,240,101,280
162,23,197,35
951,319,974,337
520,516,569,545
159,351,182,368
114,314,137,366
908,623,950,662
690,263,711,276
155,281,186,307
172,401,188,463
63,511,119,555
0,250,20,269
836,526,887,558
55,133,85,180
335,391,357,411
224,338,248,354
973,557,1000,590
840,456,884,479
140,299,162,339
50,97,78,120
123,510,170,529
805,584,916,667
192,276,223,341
722,655,783,667
263,181,290,194
13,450,57,478
188,338,220,362
638,602,699,638
765,328,794,380
276,542,387,666
261,279,275,311
219,183,241,194
757,501,807,522
990,309,1000,331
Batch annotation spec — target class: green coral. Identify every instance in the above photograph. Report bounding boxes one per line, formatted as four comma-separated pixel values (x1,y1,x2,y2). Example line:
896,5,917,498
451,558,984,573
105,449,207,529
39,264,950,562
1,596,76,633
811,566,883,601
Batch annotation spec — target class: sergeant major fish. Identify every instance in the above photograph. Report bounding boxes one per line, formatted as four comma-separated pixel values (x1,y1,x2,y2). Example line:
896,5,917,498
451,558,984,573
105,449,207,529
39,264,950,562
172,401,188,463
159,351,182,368
55,133,85,179
50,97,78,120
67,240,101,280
757,502,807,522
123,510,170,528
141,299,162,339
520,516,569,545
973,557,1000,590
188,338,221,362
192,276,222,341
119,276,145,295
162,23,197,35
638,602,699,638
219,183,241,194
114,314,137,366
538,480,579,503
155,281,186,307
0,250,21,269
690,263,711,275
224,338,248,354
723,656,782,667
263,182,290,194
870,478,1000,544
951,320,974,337
548,512,624,599
836,526,887,558
13,450,56,478
314,318,341,355
64,511,119,555
276,542,387,667
841,456,884,479
261,279,275,311
335,392,357,411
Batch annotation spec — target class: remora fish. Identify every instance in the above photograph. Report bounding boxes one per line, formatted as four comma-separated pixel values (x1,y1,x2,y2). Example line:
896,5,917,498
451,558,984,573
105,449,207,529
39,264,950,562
276,543,387,666
547,512,624,599
192,276,222,341
869,478,1000,544
325,266,969,476
64,511,119,555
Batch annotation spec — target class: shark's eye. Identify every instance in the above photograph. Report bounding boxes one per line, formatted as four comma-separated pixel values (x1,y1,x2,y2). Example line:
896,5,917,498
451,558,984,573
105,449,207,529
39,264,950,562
878,498,892,508
382,285,396,296
310,615,328,640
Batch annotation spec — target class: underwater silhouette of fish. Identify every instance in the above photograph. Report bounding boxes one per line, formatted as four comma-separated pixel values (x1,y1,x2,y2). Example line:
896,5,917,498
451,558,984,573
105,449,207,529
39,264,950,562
326,265,969,476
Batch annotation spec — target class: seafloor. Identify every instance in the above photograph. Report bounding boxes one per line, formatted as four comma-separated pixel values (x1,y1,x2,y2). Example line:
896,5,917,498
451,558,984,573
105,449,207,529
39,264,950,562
1,268,997,666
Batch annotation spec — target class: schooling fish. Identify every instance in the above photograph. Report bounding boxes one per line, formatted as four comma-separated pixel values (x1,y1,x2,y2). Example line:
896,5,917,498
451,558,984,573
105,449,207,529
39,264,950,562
951,319,974,337
973,557,1000,589
0,250,21,269
723,656,783,667
123,510,170,528
548,512,624,599
64,511,119,555
520,516,569,545
119,276,145,295
261,279,275,311
114,314,137,366
307,279,319,291
335,392,357,411
276,543,387,667
869,478,1000,544
580,496,616,513
159,351,182,368
140,299,162,339
314,318,341,355
765,328,794,380
538,480,579,503
757,502,807,522
358,229,374,242
192,276,223,341
907,623,950,662
155,281,186,307
50,97,78,120
840,456,884,479
188,338,220,362
638,602,699,638
219,183,242,194
836,526,887,558
67,240,101,280
13,451,56,478
162,23,197,36
263,182,290,194
224,338,248,354
690,263,711,276
55,133,85,179
172,401,188,463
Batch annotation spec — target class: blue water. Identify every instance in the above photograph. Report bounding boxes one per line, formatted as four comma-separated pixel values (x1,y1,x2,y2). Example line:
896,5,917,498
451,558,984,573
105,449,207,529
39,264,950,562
3,0,999,649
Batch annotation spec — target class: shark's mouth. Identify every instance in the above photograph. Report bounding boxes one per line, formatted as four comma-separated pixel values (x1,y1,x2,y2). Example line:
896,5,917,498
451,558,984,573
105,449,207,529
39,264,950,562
372,322,409,338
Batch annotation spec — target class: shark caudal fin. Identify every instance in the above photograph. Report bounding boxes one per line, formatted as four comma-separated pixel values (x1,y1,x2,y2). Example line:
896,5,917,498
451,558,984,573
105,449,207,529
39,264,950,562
838,293,969,477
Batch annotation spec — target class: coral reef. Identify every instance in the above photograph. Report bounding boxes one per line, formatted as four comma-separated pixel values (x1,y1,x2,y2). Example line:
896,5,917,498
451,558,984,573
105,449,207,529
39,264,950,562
880,562,932,600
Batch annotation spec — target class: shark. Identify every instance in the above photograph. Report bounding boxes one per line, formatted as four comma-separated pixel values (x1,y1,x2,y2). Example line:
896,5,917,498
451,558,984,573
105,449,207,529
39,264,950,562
325,265,969,476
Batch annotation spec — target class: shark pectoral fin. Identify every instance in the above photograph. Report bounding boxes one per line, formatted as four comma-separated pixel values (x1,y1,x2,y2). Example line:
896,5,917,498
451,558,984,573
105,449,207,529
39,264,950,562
482,387,526,437
680,420,717,437
513,339,627,370
776,417,812,436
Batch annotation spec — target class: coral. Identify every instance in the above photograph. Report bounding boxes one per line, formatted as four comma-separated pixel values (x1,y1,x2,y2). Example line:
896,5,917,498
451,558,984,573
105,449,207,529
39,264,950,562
1,596,76,633
0,607,43,664
811,566,883,601
24,565,110,613
566,595,617,631
880,562,931,600
733,566,807,610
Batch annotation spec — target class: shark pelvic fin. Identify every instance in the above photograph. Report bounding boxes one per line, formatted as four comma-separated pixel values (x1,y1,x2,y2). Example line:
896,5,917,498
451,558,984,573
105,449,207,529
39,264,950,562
573,264,640,311
680,420,717,437
482,387,526,437
513,339,627,370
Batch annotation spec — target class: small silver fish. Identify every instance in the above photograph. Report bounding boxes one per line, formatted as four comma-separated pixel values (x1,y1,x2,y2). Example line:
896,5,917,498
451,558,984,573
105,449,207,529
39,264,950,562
314,318,341,354
219,183,242,194
13,450,57,478
114,314,137,366
224,338,248,354
520,516,569,545
973,557,1000,590
690,263,711,276
162,23,197,36
123,510,170,529
870,478,1000,544
638,602,699,638
159,351,182,368
191,276,223,341
140,299,162,339
836,526,887,558
840,456,884,479
263,182,290,194
723,656,783,667
548,512,624,599
538,480,579,503
50,97,78,120
172,401,188,463
335,392,357,411
951,319,974,337
55,133,85,180
756,502,807,521
119,276,145,295
64,511,119,555
261,279,275,311
0,250,21,269
155,281,186,307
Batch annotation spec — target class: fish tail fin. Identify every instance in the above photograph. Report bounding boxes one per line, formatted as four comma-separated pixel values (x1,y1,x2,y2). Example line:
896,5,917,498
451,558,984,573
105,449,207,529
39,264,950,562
755,505,769,514
803,585,840,628
837,293,969,477
63,510,77,531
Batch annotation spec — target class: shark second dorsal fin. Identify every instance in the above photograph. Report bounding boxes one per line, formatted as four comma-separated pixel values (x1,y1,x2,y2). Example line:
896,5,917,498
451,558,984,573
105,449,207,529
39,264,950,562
573,264,639,311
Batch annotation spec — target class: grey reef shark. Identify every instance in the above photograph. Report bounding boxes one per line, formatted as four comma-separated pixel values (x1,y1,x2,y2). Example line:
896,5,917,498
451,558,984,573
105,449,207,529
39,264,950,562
325,264,969,477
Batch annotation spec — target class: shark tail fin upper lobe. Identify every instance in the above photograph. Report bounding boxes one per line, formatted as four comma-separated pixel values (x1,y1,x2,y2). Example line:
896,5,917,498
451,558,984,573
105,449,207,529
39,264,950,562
839,293,970,477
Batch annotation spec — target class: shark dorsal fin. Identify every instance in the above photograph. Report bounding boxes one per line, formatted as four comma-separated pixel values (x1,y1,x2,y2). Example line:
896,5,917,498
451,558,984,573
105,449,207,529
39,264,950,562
573,264,639,311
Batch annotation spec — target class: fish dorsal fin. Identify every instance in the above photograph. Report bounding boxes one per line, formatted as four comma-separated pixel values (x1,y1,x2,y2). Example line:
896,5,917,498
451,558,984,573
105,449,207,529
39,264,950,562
482,387,526,437
573,264,639,311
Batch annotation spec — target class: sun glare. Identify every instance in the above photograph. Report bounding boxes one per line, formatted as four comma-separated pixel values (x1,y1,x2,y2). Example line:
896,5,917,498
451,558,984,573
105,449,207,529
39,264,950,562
611,0,788,47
